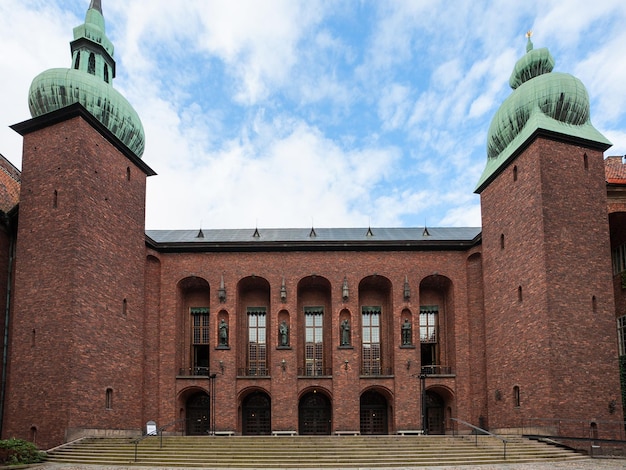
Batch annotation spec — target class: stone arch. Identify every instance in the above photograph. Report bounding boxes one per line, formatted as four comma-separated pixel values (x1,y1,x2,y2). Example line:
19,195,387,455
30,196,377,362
358,275,393,375
238,387,271,435
424,384,455,435
418,274,455,375
176,276,210,376
178,386,210,436
237,276,271,376
298,387,332,435
359,386,393,435
297,276,331,375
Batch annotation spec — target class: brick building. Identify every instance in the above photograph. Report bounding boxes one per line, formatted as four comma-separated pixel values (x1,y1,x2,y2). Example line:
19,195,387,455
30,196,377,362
0,2,624,450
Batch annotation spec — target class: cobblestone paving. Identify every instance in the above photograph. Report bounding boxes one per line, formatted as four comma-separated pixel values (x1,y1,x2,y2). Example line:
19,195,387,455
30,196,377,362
38,459,626,470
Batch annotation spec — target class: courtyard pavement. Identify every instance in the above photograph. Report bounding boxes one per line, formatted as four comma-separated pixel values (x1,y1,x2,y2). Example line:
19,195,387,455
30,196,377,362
37,458,626,469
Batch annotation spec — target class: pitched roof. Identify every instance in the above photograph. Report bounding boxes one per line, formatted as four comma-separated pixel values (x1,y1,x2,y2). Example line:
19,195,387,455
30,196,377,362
0,154,21,214
605,155,626,184
146,226,482,252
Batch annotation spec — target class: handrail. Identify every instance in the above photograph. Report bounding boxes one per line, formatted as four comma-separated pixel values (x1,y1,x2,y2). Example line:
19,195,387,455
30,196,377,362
450,418,508,460
133,418,187,462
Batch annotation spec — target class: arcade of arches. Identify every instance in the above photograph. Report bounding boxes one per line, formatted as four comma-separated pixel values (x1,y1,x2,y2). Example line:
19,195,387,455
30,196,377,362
181,387,451,436
174,272,456,435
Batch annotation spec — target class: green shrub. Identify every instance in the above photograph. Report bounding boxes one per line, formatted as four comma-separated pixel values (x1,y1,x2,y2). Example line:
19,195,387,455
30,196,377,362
0,438,46,465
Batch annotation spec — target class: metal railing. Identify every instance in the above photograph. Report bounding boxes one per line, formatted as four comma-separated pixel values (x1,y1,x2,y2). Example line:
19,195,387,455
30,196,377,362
420,365,452,375
178,367,210,376
237,367,270,377
133,418,186,462
297,367,333,377
450,418,508,460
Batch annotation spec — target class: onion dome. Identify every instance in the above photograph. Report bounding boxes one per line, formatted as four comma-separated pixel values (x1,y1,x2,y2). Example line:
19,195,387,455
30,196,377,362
27,0,145,157
476,33,610,192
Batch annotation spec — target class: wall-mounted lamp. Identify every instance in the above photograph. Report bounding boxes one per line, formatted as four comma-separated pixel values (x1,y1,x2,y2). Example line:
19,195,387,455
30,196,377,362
281,359,286,371
218,274,226,303
219,360,224,374
403,275,411,301
342,277,349,302
344,359,349,371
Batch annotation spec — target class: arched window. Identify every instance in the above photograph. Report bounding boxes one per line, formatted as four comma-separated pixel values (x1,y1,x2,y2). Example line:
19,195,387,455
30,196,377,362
88,53,96,75
74,52,80,70
513,165,518,181
513,386,520,407
104,64,109,83
500,234,505,249
583,153,589,170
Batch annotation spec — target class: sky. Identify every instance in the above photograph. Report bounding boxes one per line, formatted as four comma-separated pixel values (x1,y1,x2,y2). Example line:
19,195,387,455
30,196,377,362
0,0,625,231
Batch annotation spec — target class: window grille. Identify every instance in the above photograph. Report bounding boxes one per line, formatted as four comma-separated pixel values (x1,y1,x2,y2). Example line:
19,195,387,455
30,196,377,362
305,307,323,376
248,308,267,376
362,307,381,375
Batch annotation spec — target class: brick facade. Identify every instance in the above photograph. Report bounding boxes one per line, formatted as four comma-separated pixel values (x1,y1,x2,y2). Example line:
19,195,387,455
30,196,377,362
0,110,623,449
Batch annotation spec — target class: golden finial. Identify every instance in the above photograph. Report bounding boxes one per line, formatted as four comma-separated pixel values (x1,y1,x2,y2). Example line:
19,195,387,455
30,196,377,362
525,30,534,52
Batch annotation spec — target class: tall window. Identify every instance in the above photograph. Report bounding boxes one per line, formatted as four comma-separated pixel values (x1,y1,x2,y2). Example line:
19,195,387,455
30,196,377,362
305,307,324,376
420,306,439,370
88,52,96,75
248,307,267,376
618,316,626,356
613,244,626,275
191,307,209,375
362,306,381,375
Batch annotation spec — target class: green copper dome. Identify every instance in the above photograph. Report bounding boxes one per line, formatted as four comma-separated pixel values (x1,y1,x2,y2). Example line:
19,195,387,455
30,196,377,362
476,35,610,192
28,0,145,157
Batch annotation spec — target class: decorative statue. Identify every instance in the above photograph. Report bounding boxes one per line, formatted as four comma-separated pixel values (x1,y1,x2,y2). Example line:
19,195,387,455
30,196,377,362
401,318,412,345
340,319,351,346
279,320,289,347
219,319,228,346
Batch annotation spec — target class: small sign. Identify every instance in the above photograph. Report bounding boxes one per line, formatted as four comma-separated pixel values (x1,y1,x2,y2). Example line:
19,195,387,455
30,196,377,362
146,420,157,435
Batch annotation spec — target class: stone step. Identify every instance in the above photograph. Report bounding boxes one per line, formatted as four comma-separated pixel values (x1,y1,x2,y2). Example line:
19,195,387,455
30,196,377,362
46,435,588,468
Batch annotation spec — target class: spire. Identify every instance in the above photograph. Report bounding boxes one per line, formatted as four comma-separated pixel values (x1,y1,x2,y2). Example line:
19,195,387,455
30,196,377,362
89,0,102,13
27,0,145,157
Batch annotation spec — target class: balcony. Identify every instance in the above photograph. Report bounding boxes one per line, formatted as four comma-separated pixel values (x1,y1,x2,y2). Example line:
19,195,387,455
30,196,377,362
237,368,270,377
178,367,210,377
297,367,333,377
420,365,453,376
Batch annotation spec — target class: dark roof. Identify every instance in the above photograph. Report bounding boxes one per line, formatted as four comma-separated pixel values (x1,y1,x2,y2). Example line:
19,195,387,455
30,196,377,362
146,227,482,252
0,153,21,214
605,156,626,185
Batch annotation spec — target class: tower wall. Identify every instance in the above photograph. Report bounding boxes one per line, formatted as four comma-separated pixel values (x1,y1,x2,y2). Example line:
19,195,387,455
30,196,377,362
481,136,622,433
4,114,148,448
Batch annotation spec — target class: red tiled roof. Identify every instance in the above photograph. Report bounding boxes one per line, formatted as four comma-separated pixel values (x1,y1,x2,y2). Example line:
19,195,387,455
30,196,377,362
0,154,21,213
605,155,626,185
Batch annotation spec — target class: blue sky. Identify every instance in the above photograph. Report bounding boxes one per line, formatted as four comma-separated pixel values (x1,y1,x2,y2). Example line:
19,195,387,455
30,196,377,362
0,0,625,230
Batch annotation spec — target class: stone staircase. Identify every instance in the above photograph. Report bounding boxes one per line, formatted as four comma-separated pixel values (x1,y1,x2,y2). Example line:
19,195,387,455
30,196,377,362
46,434,588,468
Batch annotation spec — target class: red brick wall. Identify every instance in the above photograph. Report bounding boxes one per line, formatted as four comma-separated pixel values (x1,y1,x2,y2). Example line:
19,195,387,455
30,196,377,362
3,116,148,448
145,248,480,435
481,136,622,433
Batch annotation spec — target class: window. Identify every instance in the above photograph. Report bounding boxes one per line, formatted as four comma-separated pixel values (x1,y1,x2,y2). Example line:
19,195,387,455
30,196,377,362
74,52,80,70
362,306,381,375
618,316,626,356
88,52,96,75
513,386,520,407
191,307,209,375
248,307,267,376
420,306,438,370
104,64,109,83
304,307,323,376
105,388,113,409
612,244,626,275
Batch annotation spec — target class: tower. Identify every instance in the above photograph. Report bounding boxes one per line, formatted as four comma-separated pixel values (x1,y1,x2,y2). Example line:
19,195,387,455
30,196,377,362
3,0,155,448
476,35,622,433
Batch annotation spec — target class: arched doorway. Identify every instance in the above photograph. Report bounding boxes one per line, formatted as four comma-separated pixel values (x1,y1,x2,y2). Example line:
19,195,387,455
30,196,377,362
242,391,271,435
299,391,331,435
186,392,210,435
425,391,445,435
360,390,388,435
